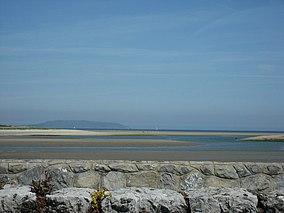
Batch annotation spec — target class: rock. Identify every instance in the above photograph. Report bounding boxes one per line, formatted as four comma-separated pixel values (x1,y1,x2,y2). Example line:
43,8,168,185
103,172,126,190
240,174,275,193
257,190,284,213
200,164,214,176
0,186,35,213
158,164,179,174
159,173,179,190
101,187,188,213
180,172,204,191
265,164,283,175
95,164,111,172
274,174,284,191
18,165,45,185
0,162,8,173
48,166,74,189
127,172,158,188
75,171,101,188
215,164,239,179
204,176,240,188
69,162,91,173
136,163,159,171
109,163,138,172
46,187,92,213
233,163,251,177
186,187,258,213
246,163,264,174
8,163,28,173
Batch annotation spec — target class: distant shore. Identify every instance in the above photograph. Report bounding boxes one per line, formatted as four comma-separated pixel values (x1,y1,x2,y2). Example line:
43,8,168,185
1,128,282,137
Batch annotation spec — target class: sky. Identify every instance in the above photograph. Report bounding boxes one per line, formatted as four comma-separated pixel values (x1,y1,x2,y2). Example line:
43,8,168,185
0,0,284,131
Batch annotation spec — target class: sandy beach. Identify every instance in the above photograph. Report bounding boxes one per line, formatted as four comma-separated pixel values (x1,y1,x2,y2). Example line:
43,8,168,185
0,128,278,136
1,129,283,162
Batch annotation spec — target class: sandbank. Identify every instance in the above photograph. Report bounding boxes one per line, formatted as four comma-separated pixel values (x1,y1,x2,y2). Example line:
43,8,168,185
0,129,275,136
242,134,284,142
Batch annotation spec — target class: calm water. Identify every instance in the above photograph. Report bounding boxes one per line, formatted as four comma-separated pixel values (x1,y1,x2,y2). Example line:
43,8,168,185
2,134,283,152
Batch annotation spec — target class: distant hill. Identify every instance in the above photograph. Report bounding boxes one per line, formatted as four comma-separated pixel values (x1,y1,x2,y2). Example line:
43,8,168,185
30,120,129,130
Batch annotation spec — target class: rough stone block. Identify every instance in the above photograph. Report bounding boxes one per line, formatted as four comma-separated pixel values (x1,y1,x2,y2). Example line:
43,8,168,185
18,165,45,185
95,164,111,172
215,164,239,179
69,162,91,173
127,172,158,188
102,187,188,213
204,176,240,188
200,164,214,176
48,166,74,189
246,163,264,174
186,187,258,213
257,190,284,213
103,171,126,190
233,163,251,177
273,174,284,191
136,163,159,171
109,163,138,172
265,164,283,175
0,162,8,174
159,173,179,190
240,174,275,193
180,172,204,191
8,163,28,173
75,171,100,188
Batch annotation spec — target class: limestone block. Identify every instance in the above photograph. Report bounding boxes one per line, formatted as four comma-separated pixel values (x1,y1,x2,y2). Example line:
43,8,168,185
200,164,214,176
69,162,91,173
257,190,284,213
75,171,101,188
101,187,188,213
95,164,111,172
233,163,251,177
246,163,264,174
0,186,35,213
127,171,158,188
158,164,179,174
103,171,126,190
273,174,284,191
109,163,138,172
204,176,240,188
180,172,204,191
240,174,275,193
48,166,74,189
8,162,28,173
159,173,179,190
136,163,159,171
265,164,283,175
46,187,92,213
0,162,8,174
186,187,258,213
214,164,239,179
18,165,45,185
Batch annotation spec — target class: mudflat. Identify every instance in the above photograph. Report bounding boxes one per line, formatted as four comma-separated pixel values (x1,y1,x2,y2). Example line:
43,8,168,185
1,129,283,162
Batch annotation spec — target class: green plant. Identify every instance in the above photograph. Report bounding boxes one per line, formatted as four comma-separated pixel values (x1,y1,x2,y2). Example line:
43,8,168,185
89,189,111,213
30,171,53,213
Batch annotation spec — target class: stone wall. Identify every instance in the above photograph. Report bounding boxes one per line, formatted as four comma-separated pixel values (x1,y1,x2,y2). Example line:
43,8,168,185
0,159,283,193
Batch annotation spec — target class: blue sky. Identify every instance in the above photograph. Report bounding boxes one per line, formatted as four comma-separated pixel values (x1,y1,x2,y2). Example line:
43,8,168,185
0,0,284,130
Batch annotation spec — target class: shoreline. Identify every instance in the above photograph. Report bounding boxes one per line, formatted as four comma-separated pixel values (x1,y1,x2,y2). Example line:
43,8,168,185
1,129,282,136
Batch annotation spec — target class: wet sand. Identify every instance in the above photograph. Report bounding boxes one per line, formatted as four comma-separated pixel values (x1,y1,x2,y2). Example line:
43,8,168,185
1,129,283,162
0,149,283,162
0,129,273,136
0,137,197,147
